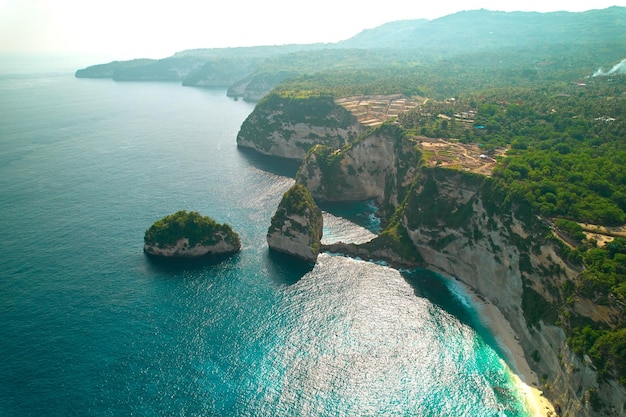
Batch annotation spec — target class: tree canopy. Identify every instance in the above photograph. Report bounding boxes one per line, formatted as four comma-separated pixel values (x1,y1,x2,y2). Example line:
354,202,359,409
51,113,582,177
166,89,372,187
144,211,240,248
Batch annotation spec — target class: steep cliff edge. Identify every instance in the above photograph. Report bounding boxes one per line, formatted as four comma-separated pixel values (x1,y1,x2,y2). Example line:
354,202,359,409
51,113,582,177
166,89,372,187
297,123,420,221
400,168,625,416
144,211,241,258
236,94,362,160
295,132,625,415
267,184,324,262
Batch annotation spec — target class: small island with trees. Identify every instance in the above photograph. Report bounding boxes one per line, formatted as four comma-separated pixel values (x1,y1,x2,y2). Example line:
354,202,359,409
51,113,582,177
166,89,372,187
144,210,241,258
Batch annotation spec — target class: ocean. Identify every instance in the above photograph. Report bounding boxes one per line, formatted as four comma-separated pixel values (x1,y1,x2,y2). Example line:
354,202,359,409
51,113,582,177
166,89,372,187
0,61,532,416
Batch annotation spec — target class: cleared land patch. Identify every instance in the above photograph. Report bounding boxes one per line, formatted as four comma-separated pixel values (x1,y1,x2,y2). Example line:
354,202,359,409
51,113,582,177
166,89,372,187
335,94,421,127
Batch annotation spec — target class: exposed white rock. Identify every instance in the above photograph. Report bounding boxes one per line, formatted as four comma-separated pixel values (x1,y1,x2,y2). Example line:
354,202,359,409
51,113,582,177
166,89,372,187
402,170,626,417
267,228,318,262
144,236,239,258
297,124,419,222
239,121,361,160
266,184,323,263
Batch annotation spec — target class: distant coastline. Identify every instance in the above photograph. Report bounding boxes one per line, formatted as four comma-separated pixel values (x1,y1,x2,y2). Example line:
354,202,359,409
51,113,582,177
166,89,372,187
0,52,120,75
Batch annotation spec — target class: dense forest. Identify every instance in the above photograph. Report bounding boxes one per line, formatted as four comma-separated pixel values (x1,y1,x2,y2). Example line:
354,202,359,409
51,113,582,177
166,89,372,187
144,211,240,248
397,80,626,225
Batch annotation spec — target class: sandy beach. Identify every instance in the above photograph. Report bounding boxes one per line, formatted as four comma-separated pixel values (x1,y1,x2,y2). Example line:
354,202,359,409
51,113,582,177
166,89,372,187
457,281,557,417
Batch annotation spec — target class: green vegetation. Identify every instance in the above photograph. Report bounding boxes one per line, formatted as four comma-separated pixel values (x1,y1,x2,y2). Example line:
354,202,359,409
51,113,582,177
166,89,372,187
301,144,348,195
569,326,626,386
522,284,559,328
262,93,355,127
554,219,586,243
397,79,626,226
404,168,485,231
268,184,323,243
568,237,626,304
144,211,240,248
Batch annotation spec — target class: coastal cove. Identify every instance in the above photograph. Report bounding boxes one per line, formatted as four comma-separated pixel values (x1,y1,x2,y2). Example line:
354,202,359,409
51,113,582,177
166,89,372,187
1,71,538,416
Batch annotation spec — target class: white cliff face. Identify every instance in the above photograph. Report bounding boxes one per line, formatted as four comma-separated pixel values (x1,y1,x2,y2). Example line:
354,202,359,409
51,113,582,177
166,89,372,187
236,95,363,161
267,212,323,263
238,121,361,160
297,125,419,215
338,132,402,202
402,169,626,417
299,144,626,414
143,236,239,258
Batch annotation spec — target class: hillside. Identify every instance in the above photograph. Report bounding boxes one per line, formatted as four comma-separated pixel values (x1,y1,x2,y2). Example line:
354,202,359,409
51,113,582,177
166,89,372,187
75,7,626,100
341,7,626,52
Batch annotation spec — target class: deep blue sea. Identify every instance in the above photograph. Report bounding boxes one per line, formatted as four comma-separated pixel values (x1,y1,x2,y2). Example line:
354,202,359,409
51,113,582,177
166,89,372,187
0,60,532,416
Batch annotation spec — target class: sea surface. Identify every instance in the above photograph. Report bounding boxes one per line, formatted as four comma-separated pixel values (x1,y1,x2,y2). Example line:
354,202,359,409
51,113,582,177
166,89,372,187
0,60,532,416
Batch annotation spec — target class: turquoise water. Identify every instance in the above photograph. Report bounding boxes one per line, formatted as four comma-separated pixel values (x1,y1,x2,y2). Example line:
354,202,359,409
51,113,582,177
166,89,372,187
0,68,531,416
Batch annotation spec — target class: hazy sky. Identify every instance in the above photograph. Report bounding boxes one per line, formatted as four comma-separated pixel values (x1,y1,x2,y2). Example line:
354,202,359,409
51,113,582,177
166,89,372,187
1,0,625,61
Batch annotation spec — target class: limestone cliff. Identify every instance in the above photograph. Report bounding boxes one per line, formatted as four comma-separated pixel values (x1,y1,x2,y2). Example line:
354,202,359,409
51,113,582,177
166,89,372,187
400,168,625,416
236,94,362,160
144,211,241,259
295,134,625,415
267,184,323,262
297,123,420,221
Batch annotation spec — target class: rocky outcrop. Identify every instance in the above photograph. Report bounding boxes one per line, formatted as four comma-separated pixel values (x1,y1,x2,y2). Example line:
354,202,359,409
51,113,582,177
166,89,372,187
297,123,420,220
143,211,241,259
237,94,362,160
267,184,323,262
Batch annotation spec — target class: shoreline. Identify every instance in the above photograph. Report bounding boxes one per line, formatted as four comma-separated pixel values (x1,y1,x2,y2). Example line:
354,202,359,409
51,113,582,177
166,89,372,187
445,274,556,417
476,295,555,417
318,245,558,416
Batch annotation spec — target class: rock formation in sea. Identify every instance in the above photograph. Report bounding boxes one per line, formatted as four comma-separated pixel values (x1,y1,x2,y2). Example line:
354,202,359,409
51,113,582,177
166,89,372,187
144,210,241,258
267,184,323,263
